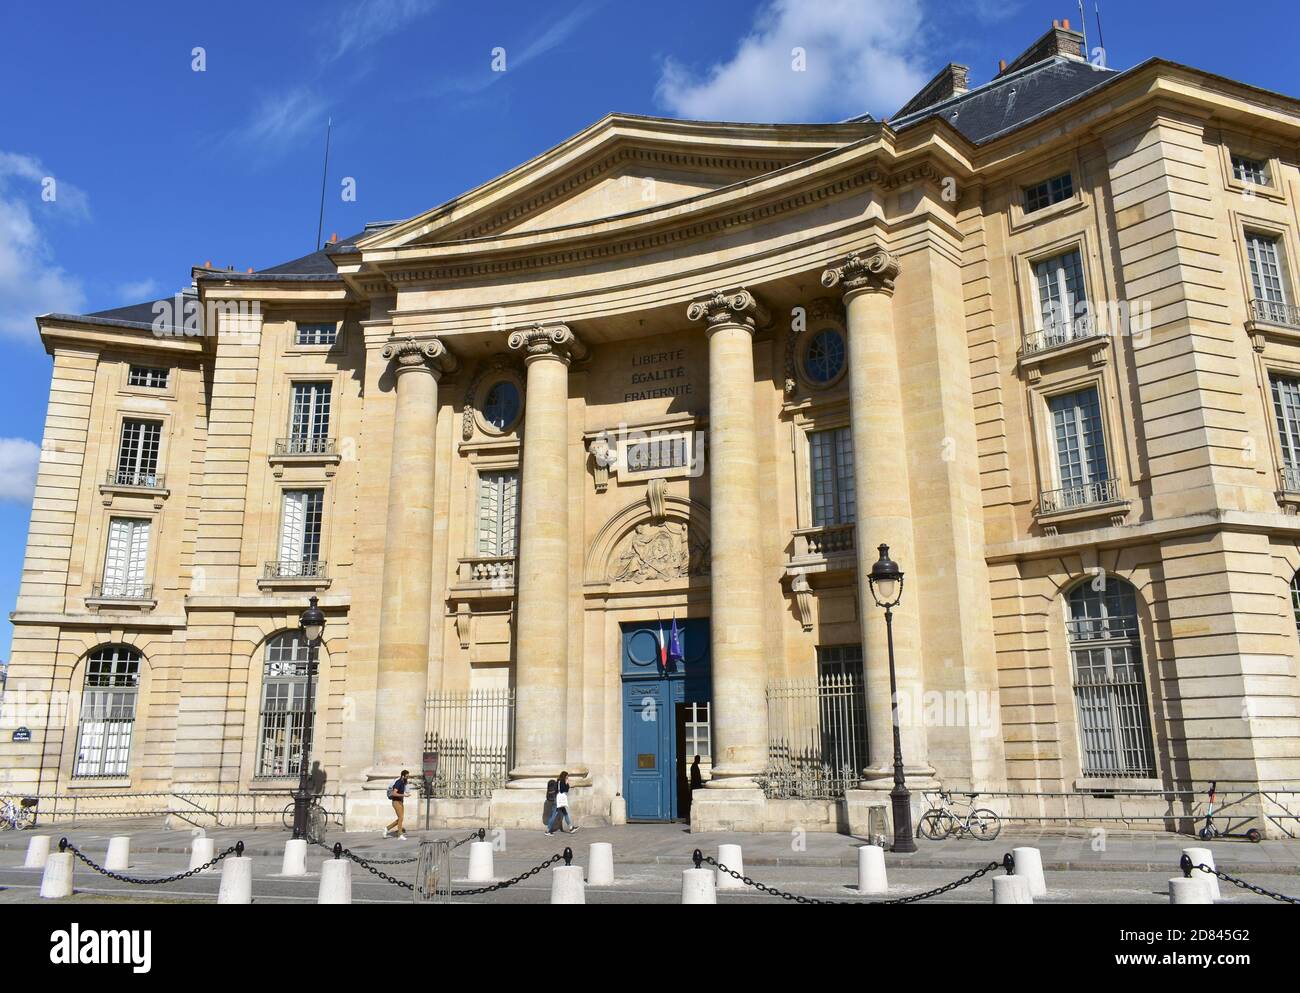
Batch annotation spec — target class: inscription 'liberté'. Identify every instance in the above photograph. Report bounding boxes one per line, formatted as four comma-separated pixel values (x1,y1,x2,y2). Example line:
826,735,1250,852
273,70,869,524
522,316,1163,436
625,347,692,402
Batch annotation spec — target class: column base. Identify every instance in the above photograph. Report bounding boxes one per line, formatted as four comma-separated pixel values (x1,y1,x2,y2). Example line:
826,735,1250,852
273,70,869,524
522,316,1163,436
688,788,766,832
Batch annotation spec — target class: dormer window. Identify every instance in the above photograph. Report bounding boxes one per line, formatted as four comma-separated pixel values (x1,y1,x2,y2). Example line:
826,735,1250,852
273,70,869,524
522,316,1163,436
1232,154,1269,186
1024,172,1074,214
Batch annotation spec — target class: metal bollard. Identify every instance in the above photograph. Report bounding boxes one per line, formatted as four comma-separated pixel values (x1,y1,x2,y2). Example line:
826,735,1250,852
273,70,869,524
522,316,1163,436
39,839,74,899
467,841,494,882
105,836,131,872
1011,847,1046,897
587,842,614,886
318,856,352,904
189,836,216,872
217,842,251,904
857,844,888,895
992,875,1032,904
716,843,745,890
1181,848,1221,900
550,848,584,904
24,835,51,869
1169,875,1213,904
281,838,308,876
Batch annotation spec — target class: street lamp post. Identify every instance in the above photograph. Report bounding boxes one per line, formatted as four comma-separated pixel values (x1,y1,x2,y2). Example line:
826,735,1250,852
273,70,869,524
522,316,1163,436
292,595,326,841
867,544,916,854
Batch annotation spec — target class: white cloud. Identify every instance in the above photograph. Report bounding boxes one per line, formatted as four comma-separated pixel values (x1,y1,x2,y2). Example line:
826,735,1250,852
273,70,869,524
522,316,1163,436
0,153,87,338
233,87,329,152
655,0,929,123
118,278,160,302
0,438,40,504
325,0,438,63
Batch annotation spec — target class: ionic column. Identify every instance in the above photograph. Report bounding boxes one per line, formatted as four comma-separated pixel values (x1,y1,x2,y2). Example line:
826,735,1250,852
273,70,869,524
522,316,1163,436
368,336,457,788
687,289,770,788
821,251,930,785
506,323,585,788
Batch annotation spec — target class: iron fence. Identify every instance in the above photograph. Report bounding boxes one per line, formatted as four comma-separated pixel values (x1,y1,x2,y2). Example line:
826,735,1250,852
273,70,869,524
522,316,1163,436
423,688,514,798
763,674,867,799
1038,476,1122,514
1,790,346,830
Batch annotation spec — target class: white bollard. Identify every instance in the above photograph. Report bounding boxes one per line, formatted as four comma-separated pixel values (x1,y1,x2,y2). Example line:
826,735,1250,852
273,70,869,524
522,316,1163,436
992,875,1033,904
24,835,51,869
550,864,586,904
105,836,131,872
318,857,352,904
467,841,495,882
1169,876,1213,904
217,856,253,904
281,838,308,876
189,836,216,872
1011,847,1047,897
39,850,74,899
681,867,717,904
587,843,614,886
716,844,745,890
857,844,888,895
1182,848,1221,900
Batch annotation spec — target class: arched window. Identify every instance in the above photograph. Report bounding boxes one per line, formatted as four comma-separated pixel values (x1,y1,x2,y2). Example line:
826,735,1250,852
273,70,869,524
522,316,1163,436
256,632,316,777
1066,577,1156,778
1290,571,1300,638
74,645,141,778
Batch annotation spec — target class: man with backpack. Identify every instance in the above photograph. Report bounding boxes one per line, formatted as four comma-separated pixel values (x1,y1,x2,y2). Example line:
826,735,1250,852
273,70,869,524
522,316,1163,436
384,769,410,839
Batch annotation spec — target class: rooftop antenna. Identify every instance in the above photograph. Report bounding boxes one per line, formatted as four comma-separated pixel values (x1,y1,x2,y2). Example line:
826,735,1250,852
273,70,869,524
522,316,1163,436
1077,1,1089,58
315,117,332,251
1095,2,1107,66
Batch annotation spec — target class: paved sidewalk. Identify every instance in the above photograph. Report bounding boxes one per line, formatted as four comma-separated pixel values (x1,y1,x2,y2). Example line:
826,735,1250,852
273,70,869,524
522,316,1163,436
2,818,1297,873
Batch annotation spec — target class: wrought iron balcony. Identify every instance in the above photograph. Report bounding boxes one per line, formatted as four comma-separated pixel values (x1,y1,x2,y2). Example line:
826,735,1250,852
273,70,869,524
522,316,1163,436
792,522,856,558
90,581,154,600
105,469,165,489
1250,298,1300,329
263,560,328,580
1280,464,1300,494
457,555,516,587
1021,314,1098,356
274,436,336,457
1038,476,1123,514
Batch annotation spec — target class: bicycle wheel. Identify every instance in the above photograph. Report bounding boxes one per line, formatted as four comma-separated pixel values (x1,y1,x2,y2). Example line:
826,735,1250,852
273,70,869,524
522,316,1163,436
918,809,954,840
965,808,1001,841
282,801,295,832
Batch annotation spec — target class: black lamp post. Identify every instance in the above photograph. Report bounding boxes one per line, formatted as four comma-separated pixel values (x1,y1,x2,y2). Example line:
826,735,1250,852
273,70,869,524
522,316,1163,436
867,544,915,854
292,595,325,840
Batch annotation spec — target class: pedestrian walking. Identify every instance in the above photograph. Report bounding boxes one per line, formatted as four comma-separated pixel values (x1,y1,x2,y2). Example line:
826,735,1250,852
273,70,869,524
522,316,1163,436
384,769,410,839
545,770,579,835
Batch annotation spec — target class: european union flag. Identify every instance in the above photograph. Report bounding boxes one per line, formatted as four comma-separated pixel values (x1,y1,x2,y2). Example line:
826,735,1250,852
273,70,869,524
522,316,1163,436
668,616,684,672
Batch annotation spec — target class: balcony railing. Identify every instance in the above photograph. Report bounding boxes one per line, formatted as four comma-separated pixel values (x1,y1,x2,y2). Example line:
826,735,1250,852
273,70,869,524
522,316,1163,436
458,555,516,587
792,522,856,558
263,560,328,580
1280,464,1300,494
105,469,165,489
1250,298,1300,329
1021,314,1098,356
274,436,336,457
1039,476,1123,514
90,581,153,600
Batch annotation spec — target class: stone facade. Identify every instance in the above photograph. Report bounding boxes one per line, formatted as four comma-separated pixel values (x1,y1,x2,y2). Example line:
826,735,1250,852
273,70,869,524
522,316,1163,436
5,29,1300,835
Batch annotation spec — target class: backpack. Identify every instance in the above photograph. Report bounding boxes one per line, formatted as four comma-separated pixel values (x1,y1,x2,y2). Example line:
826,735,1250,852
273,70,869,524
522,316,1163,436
545,779,558,799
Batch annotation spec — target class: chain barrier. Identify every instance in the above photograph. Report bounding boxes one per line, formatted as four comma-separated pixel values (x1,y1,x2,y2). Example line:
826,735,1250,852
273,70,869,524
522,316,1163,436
693,849,1014,905
452,848,570,896
328,841,414,891
311,827,486,865
1180,854,1300,905
60,837,242,886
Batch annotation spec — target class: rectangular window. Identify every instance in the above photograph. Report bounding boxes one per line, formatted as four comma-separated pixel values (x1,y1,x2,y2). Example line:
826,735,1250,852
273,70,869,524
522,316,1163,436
279,489,324,567
114,419,162,487
74,649,140,777
256,636,315,777
289,382,332,454
102,517,151,598
815,645,869,779
1024,172,1074,213
476,470,519,556
1272,375,1300,490
683,701,711,764
295,322,338,346
1232,154,1269,186
127,365,169,389
1245,232,1287,304
1048,387,1110,505
809,426,855,527
1033,248,1089,339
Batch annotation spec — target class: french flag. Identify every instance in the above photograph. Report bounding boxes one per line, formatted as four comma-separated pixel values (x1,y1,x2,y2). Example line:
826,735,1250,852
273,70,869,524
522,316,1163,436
657,619,669,671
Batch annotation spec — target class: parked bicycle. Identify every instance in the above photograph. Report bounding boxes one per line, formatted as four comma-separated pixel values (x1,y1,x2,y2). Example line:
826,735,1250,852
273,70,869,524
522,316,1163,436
917,790,1001,841
281,794,328,842
0,795,38,831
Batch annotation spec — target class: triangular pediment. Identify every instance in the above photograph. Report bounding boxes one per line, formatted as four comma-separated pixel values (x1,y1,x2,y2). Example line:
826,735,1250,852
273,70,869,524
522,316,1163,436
360,114,863,250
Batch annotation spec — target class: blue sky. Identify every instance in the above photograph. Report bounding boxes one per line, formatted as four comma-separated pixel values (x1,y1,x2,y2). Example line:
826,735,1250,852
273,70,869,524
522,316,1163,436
0,0,1296,658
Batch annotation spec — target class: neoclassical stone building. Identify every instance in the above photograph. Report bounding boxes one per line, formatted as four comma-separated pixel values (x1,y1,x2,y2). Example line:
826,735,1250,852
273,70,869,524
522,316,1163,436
7,22,1300,834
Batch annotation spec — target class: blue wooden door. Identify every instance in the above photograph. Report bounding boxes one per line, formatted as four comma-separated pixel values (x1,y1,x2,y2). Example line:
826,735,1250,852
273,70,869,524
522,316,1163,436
621,620,710,821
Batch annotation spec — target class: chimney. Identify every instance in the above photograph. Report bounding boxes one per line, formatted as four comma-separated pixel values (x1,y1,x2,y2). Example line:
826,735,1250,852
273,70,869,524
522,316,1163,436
998,20,1086,76
329,232,338,244
894,63,972,119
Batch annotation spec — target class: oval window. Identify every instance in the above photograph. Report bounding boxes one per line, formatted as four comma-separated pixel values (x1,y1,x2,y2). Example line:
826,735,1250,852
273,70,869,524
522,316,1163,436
804,328,846,385
482,380,521,431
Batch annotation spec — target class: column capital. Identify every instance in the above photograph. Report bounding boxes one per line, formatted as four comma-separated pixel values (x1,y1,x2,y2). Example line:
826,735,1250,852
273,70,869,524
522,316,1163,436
507,322,587,364
381,335,458,377
686,287,770,332
821,249,900,297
